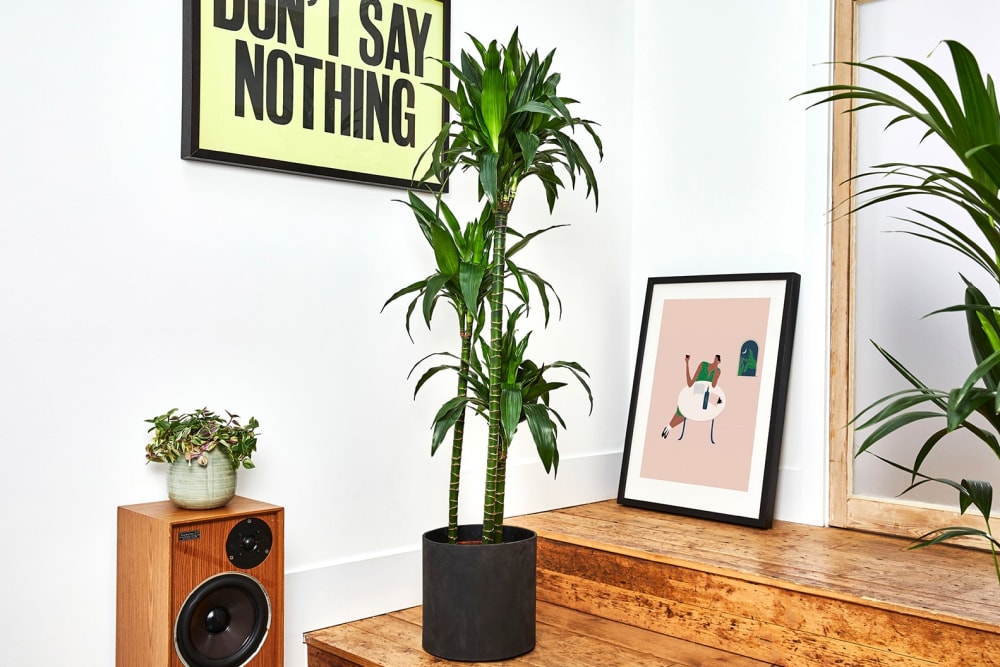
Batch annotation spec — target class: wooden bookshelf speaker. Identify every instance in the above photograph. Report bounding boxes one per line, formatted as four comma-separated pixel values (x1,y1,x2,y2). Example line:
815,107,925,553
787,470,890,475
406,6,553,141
116,496,284,667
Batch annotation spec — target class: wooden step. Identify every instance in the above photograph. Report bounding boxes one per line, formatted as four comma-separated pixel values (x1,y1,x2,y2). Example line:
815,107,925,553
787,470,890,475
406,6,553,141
513,501,1000,667
304,601,774,667
304,501,1000,667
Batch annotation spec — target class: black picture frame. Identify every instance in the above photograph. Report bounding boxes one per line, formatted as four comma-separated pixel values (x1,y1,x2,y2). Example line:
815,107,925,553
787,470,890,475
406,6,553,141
182,0,451,190
617,273,800,528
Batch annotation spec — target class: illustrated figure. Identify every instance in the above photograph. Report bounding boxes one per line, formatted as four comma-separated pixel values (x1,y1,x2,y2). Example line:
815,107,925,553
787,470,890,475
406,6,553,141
661,354,725,441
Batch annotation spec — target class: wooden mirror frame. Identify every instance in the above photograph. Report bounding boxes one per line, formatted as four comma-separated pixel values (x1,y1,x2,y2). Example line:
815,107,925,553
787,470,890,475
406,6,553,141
828,0,989,540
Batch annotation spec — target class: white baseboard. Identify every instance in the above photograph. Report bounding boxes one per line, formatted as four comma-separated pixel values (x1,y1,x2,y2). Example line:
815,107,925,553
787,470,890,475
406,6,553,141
284,546,421,667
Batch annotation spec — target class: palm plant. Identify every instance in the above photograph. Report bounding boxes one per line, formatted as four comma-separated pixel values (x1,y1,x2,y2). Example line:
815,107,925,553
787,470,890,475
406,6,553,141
800,40,1000,582
417,28,602,545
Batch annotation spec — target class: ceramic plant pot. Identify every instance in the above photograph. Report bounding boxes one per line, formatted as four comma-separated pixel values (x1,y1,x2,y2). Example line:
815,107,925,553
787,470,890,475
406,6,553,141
422,524,536,661
166,447,236,510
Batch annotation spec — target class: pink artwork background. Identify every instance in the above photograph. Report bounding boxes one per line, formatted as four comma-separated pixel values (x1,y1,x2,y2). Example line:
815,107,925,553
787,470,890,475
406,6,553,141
638,297,771,491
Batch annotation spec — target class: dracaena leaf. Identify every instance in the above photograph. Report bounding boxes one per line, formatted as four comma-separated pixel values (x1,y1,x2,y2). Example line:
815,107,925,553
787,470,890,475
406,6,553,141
516,131,540,169
458,260,485,314
480,41,507,152
421,272,449,326
524,403,558,475
430,224,460,277
480,152,499,204
501,384,522,442
431,396,469,456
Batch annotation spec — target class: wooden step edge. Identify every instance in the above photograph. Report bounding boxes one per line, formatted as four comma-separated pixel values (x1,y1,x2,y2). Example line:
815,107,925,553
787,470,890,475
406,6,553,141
521,525,1000,636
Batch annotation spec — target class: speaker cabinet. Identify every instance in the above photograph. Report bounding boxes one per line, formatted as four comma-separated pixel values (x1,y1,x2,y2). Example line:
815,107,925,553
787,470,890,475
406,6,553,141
116,496,284,667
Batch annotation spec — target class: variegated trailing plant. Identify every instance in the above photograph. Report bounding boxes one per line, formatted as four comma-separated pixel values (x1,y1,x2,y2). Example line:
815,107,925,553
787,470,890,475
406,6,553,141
144,407,260,470
800,40,1000,583
388,28,602,546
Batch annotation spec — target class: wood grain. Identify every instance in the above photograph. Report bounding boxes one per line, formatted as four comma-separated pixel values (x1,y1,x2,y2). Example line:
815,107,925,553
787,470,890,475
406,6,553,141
828,0,859,531
305,602,773,667
516,502,1000,667
516,502,1000,626
306,502,1000,667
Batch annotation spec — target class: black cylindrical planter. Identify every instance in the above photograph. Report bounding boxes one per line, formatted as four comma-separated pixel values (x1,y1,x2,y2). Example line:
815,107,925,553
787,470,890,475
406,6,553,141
422,524,537,661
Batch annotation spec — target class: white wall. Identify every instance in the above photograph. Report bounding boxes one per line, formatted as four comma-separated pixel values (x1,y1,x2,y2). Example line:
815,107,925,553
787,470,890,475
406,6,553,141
631,0,833,525
0,2,830,666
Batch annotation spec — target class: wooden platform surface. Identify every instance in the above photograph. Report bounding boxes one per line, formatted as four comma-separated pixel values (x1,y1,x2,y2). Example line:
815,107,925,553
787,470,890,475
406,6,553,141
510,500,1000,630
305,601,775,667
305,501,1000,667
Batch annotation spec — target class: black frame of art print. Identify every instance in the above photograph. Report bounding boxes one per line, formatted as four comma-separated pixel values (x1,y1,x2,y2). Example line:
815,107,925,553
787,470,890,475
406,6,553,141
181,0,451,190
617,273,800,528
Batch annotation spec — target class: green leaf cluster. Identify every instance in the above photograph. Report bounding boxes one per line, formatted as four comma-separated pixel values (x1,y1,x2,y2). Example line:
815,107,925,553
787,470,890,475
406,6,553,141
382,192,565,341
144,407,260,471
800,40,1000,582
417,29,603,214
423,306,593,473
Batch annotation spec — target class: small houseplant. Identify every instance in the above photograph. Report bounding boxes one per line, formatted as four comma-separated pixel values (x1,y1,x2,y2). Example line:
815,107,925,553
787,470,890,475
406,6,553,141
800,41,1000,583
386,28,601,661
144,407,260,509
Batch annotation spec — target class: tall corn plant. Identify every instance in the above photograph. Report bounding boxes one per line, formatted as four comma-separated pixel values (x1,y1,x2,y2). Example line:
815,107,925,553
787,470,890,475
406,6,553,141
420,29,602,544
800,40,1000,581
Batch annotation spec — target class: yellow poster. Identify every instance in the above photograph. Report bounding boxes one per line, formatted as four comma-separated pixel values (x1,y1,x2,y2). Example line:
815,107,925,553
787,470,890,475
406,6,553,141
182,0,449,189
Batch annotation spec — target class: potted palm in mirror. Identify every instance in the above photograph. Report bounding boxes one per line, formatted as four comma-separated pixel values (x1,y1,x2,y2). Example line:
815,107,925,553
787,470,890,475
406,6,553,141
800,40,1000,584
384,28,601,661
144,407,260,510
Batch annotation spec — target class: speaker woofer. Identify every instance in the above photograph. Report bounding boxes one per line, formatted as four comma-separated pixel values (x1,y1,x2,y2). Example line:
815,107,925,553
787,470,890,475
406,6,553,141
175,572,271,667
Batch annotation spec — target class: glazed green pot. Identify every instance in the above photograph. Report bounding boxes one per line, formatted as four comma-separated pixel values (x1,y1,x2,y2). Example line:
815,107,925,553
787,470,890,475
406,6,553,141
167,447,236,510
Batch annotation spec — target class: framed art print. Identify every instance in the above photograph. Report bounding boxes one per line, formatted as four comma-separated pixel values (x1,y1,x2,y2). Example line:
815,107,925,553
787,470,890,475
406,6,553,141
182,0,450,190
617,273,800,528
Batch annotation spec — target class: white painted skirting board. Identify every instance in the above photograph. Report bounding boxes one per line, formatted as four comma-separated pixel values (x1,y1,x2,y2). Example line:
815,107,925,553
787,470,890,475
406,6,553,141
284,545,422,667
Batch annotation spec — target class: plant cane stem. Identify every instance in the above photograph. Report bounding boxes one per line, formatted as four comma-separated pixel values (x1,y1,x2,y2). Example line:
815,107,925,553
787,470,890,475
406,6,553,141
493,441,508,538
447,308,473,544
483,207,509,544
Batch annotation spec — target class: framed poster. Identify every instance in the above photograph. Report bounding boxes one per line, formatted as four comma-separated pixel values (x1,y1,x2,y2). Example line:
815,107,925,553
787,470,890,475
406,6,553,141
182,0,450,190
618,273,800,528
